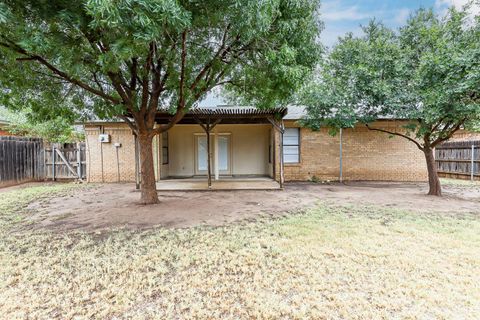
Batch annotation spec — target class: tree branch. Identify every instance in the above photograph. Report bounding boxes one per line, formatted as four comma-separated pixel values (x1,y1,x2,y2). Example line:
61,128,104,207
178,30,188,110
365,123,424,150
189,24,231,91
0,41,121,105
129,58,138,91
118,115,138,134
430,119,466,148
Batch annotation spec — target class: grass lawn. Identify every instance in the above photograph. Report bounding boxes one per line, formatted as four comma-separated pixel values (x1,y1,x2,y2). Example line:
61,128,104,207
1,183,479,319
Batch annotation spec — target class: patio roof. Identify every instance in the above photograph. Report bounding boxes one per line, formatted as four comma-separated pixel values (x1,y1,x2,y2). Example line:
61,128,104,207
154,106,288,125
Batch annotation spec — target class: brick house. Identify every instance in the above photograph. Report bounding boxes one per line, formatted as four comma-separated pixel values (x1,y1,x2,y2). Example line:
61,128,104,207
83,106,429,187
0,118,11,136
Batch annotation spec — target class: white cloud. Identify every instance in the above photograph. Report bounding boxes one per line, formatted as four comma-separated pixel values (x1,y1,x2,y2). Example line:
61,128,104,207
319,2,413,48
321,2,372,21
395,8,411,25
321,24,364,49
435,0,480,16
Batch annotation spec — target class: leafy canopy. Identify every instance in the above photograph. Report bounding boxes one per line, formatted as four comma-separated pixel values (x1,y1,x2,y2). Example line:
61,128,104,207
0,107,81,143
0,0,322,129
302,6,480,149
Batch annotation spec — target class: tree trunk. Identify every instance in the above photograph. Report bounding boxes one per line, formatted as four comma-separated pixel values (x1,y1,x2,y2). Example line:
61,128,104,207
424,146,442,196
137,133,159,204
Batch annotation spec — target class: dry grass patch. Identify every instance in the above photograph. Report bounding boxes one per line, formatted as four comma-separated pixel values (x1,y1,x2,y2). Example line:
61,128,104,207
0,184,479,319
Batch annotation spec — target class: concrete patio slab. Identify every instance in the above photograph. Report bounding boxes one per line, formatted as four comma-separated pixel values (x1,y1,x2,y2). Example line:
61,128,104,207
156,177,280,190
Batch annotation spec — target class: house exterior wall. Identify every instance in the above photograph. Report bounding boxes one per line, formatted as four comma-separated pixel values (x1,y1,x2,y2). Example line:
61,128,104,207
274,120,428,182
84,123,136,182
85,120,431,183
450,129,480,141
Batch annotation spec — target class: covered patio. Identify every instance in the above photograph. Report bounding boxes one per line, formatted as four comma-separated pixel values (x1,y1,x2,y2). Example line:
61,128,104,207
148,106,288,190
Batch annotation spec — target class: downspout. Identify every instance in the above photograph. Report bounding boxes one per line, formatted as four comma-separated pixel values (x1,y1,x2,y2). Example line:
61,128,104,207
100,125,105,183
279,120,285,188
115,143,120,183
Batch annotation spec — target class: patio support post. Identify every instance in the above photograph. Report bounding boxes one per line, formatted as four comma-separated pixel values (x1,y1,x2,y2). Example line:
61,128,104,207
267,117,285,188
194,116,221,188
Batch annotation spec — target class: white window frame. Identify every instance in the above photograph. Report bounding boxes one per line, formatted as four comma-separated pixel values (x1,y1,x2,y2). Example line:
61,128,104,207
283,128,300,164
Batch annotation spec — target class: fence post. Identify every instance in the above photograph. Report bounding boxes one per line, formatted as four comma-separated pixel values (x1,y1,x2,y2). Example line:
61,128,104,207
52,146,56,181
76,142,82,180
472,145,475,182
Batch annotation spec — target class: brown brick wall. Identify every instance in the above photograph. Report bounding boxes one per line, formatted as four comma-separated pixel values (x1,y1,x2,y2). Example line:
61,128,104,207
86,120,430,183
450,130,480,142
85,124,136,182
275,121,428,182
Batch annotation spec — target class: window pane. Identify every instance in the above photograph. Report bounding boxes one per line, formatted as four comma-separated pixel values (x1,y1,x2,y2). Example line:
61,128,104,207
162,132,169,164
282,128,299,163
162,147,168,164
162,132,168,144
283,128,299,145
284,154,299,163
197,136,208,171
283,146,299,163
218,136,229,171
283,146,299,155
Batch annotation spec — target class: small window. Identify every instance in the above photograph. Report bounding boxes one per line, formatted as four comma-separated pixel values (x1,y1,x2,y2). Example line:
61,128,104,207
162,132,169,165
283,128,300,163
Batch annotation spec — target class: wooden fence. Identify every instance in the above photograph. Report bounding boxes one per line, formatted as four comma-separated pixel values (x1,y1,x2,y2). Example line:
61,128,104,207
0,136,44,187
435,140,480,180
44,143,86,180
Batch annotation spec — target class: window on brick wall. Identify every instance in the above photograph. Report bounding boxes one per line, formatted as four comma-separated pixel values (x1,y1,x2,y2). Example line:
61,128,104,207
162,132,169,165
283,128,300,163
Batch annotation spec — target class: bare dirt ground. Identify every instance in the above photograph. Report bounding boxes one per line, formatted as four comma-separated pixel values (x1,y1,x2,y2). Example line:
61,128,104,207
23,180,480,231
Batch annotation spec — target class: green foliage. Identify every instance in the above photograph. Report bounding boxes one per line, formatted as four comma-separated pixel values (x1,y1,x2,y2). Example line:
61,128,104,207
0,0,322,121
0,107,81,143
302,6,480,148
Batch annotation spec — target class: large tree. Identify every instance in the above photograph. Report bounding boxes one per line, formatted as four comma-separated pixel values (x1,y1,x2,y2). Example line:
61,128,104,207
302,7,480,196
0,0,322,204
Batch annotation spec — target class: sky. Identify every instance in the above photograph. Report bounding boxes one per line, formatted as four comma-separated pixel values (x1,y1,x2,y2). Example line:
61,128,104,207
199,0,477,106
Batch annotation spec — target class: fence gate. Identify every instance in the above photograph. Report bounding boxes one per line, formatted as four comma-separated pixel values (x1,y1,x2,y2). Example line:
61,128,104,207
44,143,86,180
435,140,479,181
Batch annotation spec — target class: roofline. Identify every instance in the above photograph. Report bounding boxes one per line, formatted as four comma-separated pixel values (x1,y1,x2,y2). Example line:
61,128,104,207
284,117,412,121
79,117,413,125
